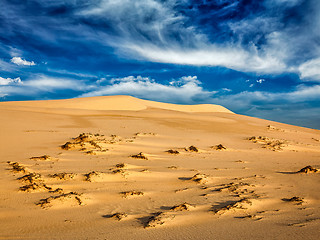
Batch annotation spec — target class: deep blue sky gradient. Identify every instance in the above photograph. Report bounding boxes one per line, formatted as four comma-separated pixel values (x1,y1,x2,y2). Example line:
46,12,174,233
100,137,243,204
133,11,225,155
0,0,320,129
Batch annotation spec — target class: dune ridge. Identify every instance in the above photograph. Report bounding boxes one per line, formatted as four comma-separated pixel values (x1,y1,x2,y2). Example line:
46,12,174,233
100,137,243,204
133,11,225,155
0,95,233,113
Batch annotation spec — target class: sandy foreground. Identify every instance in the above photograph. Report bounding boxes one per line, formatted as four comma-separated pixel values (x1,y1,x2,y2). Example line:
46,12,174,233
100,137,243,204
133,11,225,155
0,95,319,240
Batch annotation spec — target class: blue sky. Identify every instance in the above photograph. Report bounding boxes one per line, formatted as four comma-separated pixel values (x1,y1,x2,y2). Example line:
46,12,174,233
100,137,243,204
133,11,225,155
0,0,320,129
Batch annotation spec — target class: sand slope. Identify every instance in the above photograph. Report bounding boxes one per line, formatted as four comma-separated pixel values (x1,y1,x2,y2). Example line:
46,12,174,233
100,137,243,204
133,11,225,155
0,95,319,240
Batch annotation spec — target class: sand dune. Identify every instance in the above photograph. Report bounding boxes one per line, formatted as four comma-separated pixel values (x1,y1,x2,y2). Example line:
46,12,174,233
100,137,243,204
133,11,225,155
0,95,233,113
1,95,319,239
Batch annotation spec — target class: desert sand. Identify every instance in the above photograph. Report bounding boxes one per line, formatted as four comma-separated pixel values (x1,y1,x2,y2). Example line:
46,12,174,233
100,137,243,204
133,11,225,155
0,95,319,240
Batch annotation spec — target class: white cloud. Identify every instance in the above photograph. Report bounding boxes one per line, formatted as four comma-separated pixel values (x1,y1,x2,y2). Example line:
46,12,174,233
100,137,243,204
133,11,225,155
298,58,320,81
221,88,232,92
11,57,36,66
80,75,215,104
256,79,265,84
0,77,22,85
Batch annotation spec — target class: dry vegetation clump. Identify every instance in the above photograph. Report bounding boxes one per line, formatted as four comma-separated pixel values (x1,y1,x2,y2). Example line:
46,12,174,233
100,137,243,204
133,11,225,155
61,141,77,150
282,196,304,205
191,173,208,184
112,169,126,175
36,192,82,208
212,198,252,215
145,212,175,228
121,191,144,198
131,152,148,160
248,136,268,142
188,145,199,152
168,166,178,170
111,163,128,175
110,212,128,221
248,136,287,151
61,133,108,153
267,125,284,132
134,132,156,137
17,173,42,184
212,144,227,150
166,149,179,154
49,188,64,194
263,140,287,151
74,133,98,142
7,161,27,173
20,182,52,192
297,166,318,173
170,202,193,211
30,155,51,161
212,182,251,194
107,134,123,144
84,171,101,182
85,150,97,155
16,172,54,192
49,172,76,180
115,163,126,168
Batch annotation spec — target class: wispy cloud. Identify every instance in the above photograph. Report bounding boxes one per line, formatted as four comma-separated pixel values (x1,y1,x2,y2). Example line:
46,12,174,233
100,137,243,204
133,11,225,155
24,75,91,91
298,58,320,82
0,75,93,99
74,0,320,77
1,0,319,78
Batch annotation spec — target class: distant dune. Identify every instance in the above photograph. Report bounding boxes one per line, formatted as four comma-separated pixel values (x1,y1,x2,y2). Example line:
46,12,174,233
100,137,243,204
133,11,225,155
1,95,319,240
0,95,233,113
